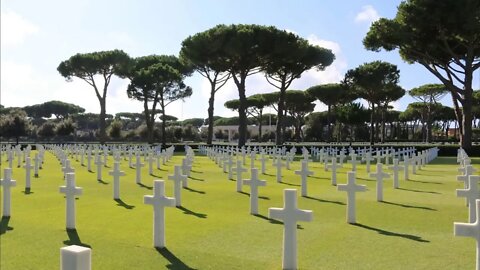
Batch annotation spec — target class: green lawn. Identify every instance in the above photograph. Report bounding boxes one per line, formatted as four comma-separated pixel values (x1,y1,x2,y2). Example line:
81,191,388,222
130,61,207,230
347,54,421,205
0,151,476,269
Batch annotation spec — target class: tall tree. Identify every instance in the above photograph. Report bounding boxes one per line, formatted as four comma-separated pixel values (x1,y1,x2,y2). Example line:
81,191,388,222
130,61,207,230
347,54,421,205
343,61,401,145
409,84,448,142
364,0,480,149
335,102,369,142
57,49,130,143
225,93,269,141
262,31,334,145
0,109,30,144
306,83,354,141
125,55,192,146
207,24,272,147
180,29,231,145
283,90,316,142
377,85,405,142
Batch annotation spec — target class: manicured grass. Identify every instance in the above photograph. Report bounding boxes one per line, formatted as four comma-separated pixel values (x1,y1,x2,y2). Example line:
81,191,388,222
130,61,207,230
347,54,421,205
0,151,476,269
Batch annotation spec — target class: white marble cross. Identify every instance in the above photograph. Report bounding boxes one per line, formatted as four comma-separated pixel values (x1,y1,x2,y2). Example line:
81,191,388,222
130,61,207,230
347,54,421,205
109,162,125,199
295,160,314,197
363,151,374,173
148,153,154,175
135,155,144,184
23,156,34,189
370,163,390,202
94,155,104,181
269,189,313,270
458,165,477,189
225,155,234,180
346,151,356,170
243,168,266,215
34,153,40,178
86,151,93,172
62,159,75,179
388,158,403,189
144,180,176,248
454,199,480,270
59,173,83,229
402,155,410,181
259,153,267,175
457,176,480,223
337,171,367,224
1,168,17,217
250,151,256,169
274,157,285,183
168,165,187,207
234,160,247,192
181,158,192,178
327,156,338,186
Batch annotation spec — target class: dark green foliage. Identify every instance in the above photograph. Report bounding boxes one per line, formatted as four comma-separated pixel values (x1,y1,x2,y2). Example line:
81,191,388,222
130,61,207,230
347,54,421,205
125,55,192,145
0,109,30,143
364,0,480,149
108,120,123,139
181,118,204,128
55,118,76,136
57,49,131,143
37,121,56,138
343,61,402,145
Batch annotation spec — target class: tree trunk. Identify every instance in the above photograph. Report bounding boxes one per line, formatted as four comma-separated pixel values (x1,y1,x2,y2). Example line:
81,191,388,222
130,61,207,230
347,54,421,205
460,65,473,150
295,117,301,143
207,84,216,145
426,104,432,143
275,81,287,146
327,105,331,142
144,100,154,144
369,103,375,145
234,73,248,147
99,98,107,144
380,107,386,143
258,109,263,142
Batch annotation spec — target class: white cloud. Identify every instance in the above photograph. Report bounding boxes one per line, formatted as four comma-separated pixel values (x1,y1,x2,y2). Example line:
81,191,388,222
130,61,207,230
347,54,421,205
289,35,347,89
354,5,380,24
1,10,39,47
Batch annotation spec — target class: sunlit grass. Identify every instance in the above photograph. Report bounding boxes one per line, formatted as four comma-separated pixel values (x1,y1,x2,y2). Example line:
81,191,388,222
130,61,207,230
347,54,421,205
0,151,476,269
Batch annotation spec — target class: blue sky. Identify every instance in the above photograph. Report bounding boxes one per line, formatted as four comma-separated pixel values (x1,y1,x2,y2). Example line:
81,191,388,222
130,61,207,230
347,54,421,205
2,0,478,120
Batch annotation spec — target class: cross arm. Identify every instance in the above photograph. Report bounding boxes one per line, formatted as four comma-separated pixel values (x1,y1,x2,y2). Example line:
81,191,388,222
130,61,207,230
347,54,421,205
454,222,478,238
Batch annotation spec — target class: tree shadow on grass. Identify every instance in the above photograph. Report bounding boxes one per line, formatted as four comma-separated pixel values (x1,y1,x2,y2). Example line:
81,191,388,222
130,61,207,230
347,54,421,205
381,201,437,211
97,179,109,185
397,187,440,195
23,187,34,195
0,216,13,235
137,183,153,190
352,223,429,243
155,247,196,270
63,229,92,248
304,196,345,205
253,214,303,229
114,199,135,210
177,206,207,219
184,187,206,195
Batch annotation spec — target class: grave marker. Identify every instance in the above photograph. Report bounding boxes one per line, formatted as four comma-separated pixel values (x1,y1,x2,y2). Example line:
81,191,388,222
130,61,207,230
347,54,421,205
269,189,313,270
143,180,176,248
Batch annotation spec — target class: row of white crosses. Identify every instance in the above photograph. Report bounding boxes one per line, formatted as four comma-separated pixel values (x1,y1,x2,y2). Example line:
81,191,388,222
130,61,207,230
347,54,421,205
454,148,480,270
